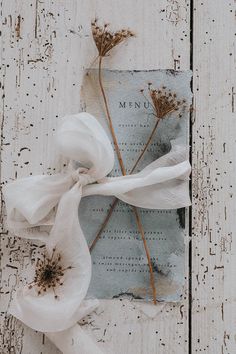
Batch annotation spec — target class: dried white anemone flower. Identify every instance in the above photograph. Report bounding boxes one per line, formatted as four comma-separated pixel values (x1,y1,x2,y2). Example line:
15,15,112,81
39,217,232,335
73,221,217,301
7,164,105,353
10,185,92,332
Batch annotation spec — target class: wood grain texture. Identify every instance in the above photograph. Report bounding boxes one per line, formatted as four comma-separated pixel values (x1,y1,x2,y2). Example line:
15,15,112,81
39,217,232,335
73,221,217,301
0,1,190,353
3,1,234,354
192,1,236,353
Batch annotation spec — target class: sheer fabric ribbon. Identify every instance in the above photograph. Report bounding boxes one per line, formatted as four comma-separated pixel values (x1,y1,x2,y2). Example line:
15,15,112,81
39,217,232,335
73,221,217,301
3,112,191,353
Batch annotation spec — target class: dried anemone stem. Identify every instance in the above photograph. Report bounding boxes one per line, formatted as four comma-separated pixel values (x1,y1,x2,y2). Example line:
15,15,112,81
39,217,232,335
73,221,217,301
90,85,186,282
28,248,72,299
92,19,157,304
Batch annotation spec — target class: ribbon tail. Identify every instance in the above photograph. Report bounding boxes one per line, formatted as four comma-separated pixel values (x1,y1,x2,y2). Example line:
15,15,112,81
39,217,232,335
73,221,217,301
3,173,73,240
46,323,105,354
83,145,191,210
46,299,104,354
116,160,191,209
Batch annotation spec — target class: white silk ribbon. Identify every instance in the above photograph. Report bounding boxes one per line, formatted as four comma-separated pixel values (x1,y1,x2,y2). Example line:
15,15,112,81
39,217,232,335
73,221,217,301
3,112,191,353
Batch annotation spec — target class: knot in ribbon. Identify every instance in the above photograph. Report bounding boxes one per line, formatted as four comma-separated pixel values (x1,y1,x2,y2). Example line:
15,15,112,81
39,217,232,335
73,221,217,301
3,112,191,339
70,167,97,186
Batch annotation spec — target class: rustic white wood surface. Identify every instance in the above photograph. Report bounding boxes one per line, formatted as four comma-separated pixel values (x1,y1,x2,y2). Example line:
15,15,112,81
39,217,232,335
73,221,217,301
0,1,235,353
192,1,236,353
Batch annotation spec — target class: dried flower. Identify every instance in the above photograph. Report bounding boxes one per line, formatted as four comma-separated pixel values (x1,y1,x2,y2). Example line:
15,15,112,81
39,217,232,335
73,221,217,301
91,19,134,57
8,183,96,336
28,248,72,299
90,19,156,304
141,84,186,119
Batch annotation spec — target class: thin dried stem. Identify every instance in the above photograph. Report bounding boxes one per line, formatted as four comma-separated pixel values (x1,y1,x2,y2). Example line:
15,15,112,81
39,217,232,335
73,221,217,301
89,118,160,253
98,56,126,174
96,54,156,305
130,86,185,171
90,201,157,304
90,85,186,260
89,117,160,253
89,198,118,252
132,207,157,302
131,118,160,173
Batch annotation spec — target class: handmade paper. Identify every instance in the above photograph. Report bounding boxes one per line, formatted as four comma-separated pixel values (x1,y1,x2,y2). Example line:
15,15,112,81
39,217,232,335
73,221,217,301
80,69,192,302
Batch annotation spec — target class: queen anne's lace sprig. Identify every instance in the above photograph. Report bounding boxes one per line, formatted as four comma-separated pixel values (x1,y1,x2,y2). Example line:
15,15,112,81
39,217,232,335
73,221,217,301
4,112,191,354
91,19,134,57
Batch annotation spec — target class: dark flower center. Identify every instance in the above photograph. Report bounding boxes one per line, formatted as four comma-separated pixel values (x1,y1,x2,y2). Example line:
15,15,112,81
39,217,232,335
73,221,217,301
41,265,57,282
28,248,72,299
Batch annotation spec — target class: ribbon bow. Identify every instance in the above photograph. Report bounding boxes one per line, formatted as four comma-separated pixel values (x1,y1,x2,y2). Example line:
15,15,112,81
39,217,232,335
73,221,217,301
3,112,191,353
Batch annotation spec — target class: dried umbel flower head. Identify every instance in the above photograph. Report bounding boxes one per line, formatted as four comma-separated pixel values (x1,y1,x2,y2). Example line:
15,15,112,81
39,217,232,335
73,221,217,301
141,84,186,119
28,248,72,299
91,19,134,57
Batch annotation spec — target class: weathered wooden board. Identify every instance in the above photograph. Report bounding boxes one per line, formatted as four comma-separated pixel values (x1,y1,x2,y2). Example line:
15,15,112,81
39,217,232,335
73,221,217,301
3,0,234,354
192,1,236,353
0,1,190,353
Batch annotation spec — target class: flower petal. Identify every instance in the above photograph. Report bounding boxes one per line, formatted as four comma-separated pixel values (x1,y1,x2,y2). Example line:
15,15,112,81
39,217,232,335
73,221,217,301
10,184,92,332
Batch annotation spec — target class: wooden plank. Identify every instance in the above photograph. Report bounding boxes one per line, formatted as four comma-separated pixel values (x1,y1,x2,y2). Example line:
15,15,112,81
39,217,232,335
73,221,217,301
0,1,190,353
192,1,236,353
